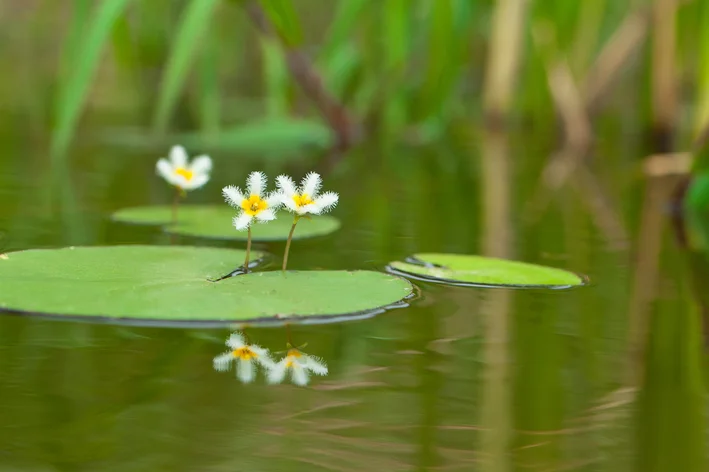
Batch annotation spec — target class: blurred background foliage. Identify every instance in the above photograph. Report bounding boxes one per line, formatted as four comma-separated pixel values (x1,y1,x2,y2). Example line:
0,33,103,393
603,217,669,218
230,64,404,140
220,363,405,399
2,0,708,169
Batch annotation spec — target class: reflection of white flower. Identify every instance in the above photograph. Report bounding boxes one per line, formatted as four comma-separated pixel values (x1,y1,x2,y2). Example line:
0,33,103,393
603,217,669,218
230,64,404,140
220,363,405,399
213,332,274,383
276,172,339,216
223,172,282,230
156,145,212,191
267,348,328,386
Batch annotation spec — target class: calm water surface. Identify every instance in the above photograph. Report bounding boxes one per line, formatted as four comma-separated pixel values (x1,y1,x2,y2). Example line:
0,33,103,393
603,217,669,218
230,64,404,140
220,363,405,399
0,131,704,471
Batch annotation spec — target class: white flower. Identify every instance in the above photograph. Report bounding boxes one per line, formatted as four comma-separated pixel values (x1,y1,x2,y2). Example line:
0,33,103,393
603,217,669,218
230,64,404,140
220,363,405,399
267,348,328,386
156,145,212,191
276,172,339,216
213,332,274,383
223,171,282,230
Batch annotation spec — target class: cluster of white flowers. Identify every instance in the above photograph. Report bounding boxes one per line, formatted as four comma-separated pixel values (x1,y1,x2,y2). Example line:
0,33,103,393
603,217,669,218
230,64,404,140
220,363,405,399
223,171,339,230
213,332,328,386
155,145,339,230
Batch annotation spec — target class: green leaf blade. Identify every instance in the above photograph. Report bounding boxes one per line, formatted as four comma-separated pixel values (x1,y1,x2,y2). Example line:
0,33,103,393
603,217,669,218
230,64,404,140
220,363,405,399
152,0,221,133
51,0,133,163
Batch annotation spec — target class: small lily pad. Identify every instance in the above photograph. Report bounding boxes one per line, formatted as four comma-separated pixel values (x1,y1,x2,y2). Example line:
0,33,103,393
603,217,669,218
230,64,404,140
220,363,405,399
388,253,584,288
0,246,412,326
112,205,341,241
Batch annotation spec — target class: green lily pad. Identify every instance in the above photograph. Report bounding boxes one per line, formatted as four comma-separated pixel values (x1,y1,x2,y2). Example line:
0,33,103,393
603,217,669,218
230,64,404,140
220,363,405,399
388,253,584,288
0,246,413,326
112,205,341,241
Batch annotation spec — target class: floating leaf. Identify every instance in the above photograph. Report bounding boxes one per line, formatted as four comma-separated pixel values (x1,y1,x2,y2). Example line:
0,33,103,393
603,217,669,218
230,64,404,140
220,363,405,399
388,253,584,288
0,246,413,326
112,205,340,241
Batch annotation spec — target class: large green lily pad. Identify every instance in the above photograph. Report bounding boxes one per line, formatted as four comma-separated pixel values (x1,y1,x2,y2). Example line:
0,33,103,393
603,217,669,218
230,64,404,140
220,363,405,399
112,205,341,241
0,246,412,326
388,253,584,288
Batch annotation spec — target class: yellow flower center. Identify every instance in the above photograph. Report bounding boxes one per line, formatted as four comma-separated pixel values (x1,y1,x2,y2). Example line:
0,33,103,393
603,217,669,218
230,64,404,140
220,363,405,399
285,349,301,368
175,167,194,181
232,346,257,360
292,193,314,208
241,195,268,216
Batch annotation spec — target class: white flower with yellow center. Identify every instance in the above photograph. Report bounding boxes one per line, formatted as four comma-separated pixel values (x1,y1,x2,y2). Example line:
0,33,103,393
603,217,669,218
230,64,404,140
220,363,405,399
275,172,339,271
267,348,328,386
156,145,212,191
276,172,339,216
213,332,274,383
223,171,282,230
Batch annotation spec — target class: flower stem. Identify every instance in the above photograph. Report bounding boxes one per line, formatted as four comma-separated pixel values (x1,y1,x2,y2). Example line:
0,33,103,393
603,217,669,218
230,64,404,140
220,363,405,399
171,188,181,245
282,216,300,271
172,188,180,226
244,226,252,273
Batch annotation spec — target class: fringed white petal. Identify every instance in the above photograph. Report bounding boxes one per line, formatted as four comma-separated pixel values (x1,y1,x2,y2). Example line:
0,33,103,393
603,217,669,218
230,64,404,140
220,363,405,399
223,186,245,208
300,203,319,215
265,191,284,209
226,332,247,349
247,171,267,197
313,191,339,214
255,208,276,222
213,352,233,372
267,359,289,384
172,173,190,190
282,197,298,213
156,159,174,182
290,362,310,386
233,212,253,231
237,359,255,383
251,345,274,366
169,145,188,168
304,355,328,376
276,174,297,197
184,173,209,190
301,172,322,197
189,155,212,175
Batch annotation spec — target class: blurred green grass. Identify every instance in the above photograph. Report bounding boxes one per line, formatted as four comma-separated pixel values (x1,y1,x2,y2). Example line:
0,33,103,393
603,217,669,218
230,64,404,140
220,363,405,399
1,0,707,167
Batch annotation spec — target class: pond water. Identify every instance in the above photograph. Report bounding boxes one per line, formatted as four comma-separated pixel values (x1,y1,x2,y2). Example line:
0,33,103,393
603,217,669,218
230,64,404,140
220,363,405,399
0,129,704,471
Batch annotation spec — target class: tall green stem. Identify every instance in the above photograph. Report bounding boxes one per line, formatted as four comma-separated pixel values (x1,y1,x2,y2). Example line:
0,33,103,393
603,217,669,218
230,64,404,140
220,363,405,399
244,226,252,273
282,216,300,271
171,187,181,245
172,187,180,226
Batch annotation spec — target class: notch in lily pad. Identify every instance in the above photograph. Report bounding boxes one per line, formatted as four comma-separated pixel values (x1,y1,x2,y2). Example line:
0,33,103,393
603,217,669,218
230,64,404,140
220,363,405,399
387,253,585,289
111,205,340,242
0,246,414,327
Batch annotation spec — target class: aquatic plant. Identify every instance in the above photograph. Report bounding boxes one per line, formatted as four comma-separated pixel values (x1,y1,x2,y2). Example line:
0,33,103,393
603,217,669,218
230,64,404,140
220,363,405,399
156,145,212,224
267,346,329,387
223,171,283,272
276,172,339,270
213,332,275,383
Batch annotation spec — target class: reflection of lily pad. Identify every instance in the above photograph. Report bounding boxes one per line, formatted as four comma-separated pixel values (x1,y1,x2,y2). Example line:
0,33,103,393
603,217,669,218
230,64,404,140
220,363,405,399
0,246,412,326
112,205,340,241
388,253,584,288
